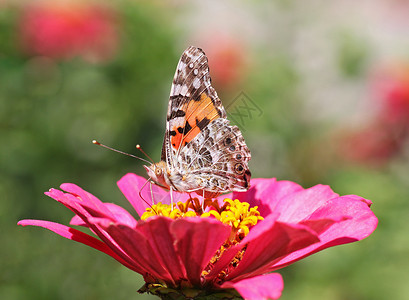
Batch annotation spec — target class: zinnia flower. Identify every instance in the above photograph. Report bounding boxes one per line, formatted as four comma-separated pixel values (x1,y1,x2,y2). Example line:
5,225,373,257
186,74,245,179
200,35,247,91
373,62,409,125
337,63,409,166
18,2,119,62
18,173,377,299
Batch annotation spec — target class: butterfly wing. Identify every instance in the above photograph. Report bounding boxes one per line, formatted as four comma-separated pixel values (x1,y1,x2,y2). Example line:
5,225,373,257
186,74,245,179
162,46,251,195
162,46,227,170
178,118,251,195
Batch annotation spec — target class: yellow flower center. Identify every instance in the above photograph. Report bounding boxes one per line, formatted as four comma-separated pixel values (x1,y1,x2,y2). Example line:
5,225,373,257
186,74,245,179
141,198,263,244
141,198,264,285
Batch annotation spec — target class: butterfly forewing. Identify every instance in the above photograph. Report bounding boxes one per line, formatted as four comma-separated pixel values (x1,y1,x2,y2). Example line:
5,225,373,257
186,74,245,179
156,46,251,196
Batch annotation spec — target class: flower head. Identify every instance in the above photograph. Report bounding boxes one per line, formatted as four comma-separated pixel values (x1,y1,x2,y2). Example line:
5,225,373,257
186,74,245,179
18,174,377,299
199,35,247,91
373,62,409,125
18,1,119,62
338,62,409,166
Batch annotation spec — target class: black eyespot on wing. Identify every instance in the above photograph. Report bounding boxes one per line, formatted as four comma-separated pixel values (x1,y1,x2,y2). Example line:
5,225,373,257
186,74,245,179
235,163,244,174
170,130,177,136
229,145,236,151
224,137,232,145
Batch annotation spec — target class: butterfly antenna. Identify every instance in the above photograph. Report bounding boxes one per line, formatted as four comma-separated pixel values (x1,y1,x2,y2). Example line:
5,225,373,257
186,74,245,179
92,140,151,164
136,144,154,163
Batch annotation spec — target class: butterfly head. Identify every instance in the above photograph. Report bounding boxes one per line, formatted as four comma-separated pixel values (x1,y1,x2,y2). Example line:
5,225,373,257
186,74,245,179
144,161,170,189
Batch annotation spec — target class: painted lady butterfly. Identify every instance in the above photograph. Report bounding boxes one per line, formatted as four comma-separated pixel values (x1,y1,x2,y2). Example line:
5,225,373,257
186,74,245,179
145,46,251,199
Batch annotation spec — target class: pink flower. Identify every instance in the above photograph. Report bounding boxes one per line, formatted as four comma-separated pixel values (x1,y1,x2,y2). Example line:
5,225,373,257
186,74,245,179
373,63,409,125
199,35,247,91
338,63,409,166
18,2,119,62
337,120,403,166
18,174,377,299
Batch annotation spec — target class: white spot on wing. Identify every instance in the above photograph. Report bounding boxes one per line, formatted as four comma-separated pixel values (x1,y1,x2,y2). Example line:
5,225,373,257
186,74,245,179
193,77,200,89
170,83,180,95
178,61,186,71
180,84,189,96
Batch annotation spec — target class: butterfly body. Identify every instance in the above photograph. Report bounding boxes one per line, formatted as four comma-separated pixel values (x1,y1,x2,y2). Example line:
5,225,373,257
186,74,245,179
145,46,251,198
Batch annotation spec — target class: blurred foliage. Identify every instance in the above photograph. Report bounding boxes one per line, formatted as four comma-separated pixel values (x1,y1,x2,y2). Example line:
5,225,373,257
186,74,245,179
1,2,176,299
335,30,370,78
1,1,409,300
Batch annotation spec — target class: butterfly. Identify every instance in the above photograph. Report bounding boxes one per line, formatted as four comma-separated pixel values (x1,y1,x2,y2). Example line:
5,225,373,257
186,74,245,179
144,46,251,199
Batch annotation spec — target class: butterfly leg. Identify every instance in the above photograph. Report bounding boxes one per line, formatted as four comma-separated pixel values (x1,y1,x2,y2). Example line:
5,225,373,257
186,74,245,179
170,186,174,210
149,181,154,205
202,189,205,212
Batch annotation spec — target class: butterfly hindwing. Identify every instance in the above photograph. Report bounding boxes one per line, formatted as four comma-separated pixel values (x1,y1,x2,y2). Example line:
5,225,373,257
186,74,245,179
177,118,251,194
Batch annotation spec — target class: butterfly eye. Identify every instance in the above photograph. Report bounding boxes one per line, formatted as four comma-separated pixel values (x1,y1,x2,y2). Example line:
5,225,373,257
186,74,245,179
156,169,162,176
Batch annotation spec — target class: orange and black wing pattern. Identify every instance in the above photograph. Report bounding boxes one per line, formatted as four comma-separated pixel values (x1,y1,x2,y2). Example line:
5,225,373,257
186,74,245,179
162,46,227,167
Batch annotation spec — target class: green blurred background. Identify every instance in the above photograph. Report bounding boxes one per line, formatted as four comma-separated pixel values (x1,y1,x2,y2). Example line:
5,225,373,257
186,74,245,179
2,0,409,299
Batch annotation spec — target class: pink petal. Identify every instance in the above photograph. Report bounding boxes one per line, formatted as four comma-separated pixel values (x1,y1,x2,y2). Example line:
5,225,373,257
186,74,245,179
45,187,144,270
232,178,304,217
225,218,341,280
117,173,190,216
135,217,186,284
94,216,182,285
225,216,320,281
45,188,80,208
271,195,378,270
60,183,116,219
271,184,340,223
207,215,320,281
89,216,167,277
69,202,137,227
17,219,141,273
45,187,112,223
205,243,242,281
170,217,231,286
299,217,347,236
102,202,137,227
70,214,86,226
222,273,284,300
45,188,94,223
234,179,343,224
45,188,111,234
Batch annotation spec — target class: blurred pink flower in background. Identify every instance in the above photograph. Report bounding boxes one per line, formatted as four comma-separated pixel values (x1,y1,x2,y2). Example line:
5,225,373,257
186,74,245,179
19,173,377,299
18,1,119,62
338,121,402,166
373,63,409,127
200,36,247,91
337,63,409,166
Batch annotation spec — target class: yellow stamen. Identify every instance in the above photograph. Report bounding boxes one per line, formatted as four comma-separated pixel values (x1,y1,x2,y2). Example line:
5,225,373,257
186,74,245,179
142,197,264,282
141,198,264,245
